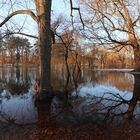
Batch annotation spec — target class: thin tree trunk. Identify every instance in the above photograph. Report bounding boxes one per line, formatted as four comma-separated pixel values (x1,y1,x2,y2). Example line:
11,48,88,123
65,48,70,76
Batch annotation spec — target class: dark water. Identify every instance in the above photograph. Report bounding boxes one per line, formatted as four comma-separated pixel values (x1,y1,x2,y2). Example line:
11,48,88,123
0,67,139,132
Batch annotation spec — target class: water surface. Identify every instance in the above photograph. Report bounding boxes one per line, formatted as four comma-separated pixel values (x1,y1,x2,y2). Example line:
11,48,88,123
0,67,139,132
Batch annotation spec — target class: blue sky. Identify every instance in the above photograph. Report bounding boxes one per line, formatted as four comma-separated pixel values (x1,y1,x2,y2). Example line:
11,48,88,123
52,0,69,16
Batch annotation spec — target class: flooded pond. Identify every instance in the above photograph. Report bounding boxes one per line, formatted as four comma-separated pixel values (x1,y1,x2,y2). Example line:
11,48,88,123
0,67,139,132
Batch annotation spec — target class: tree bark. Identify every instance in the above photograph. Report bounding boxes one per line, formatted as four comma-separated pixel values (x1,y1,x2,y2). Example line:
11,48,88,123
133,47,140,71
35,0,53,97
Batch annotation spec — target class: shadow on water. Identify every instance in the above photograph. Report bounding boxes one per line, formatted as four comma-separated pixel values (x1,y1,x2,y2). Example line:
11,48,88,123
1,67,140,132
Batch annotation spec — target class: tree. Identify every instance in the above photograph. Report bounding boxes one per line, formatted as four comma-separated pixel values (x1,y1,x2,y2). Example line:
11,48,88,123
82,0,140,71
0,0,83,99
0,0,52,98
6,36,30,66
0,33,7,66
55,30,74,76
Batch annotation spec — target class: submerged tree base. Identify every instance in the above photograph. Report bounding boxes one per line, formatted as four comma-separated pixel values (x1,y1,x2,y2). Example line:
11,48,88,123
39,90,54,101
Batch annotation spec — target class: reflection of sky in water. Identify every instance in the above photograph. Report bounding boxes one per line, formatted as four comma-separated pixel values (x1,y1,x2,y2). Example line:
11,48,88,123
0,83,134,125
76,84,132,100
0,90,37,124
0,68,138,126
52,83,134,125
80,69,134,92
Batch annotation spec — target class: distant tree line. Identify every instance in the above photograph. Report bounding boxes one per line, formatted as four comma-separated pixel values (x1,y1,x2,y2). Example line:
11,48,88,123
0,31,134,70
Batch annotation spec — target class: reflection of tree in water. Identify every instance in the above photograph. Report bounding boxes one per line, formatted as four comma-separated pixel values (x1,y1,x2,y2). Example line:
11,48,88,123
126,74,140,119
7,81,29,95
36,73,140,126
0,68,36,130
1,66,139,128
7,67,30,95
35,98,54,128
35,69,81,128
96,74,140,123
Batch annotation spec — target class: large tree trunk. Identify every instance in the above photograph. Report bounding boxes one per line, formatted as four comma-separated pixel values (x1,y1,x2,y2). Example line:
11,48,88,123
35,0,52,98
133,47,140,71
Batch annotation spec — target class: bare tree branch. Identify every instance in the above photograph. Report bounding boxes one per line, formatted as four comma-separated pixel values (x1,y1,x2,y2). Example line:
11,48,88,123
101,20,131,46
133,15,140,26
70,0,73,17
0,10,37,27
69,0,84,29
2,31,38,39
